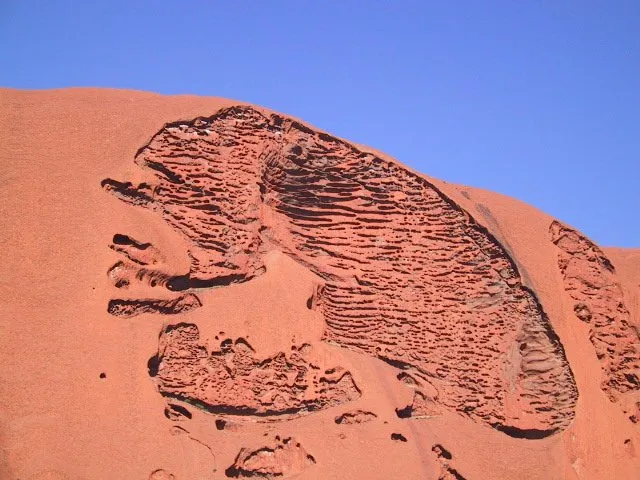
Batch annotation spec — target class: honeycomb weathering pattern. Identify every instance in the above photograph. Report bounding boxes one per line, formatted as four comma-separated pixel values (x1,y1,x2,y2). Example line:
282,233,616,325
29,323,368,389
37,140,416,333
550,221,640,400
107,294,202,318
150,323,361,416
102,105,578,437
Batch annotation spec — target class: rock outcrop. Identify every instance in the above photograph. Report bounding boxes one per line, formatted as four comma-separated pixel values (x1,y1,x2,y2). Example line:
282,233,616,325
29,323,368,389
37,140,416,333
103,106,579,437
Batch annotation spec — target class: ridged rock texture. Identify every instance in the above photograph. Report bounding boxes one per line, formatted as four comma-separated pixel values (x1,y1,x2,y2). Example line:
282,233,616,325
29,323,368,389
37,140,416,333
2,89,639,480
102,106,578,438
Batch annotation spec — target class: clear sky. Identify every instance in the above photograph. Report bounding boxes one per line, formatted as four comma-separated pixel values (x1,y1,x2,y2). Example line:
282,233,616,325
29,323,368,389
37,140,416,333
1,1,638,247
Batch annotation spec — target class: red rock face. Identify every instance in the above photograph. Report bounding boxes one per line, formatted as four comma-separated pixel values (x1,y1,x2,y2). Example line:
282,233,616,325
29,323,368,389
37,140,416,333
5,90,640,479
550,220,640,419
102,106,578,438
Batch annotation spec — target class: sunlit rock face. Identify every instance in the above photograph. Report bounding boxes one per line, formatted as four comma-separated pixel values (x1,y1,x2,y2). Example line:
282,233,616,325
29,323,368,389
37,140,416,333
103,105,579,437
3,89,639,480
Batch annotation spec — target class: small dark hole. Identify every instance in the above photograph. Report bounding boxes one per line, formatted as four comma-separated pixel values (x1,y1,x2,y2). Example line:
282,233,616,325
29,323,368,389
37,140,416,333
148,354,161,377
391,433,407,442
99,372,106,379
165,404,192,420
215,419,226,430
432,444,452,460
112,234,151,250
225,466,240,478
624,373,639,386
220,339,233,353
112,234,132,245
167,275,191,291
395,406,412,418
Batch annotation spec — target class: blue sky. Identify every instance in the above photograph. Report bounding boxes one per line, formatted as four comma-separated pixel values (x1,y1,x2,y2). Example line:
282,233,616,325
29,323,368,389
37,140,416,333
1,1,638,246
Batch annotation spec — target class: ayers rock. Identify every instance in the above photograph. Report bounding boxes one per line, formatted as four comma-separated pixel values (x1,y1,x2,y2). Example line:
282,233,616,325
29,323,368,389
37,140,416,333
0,88,638,480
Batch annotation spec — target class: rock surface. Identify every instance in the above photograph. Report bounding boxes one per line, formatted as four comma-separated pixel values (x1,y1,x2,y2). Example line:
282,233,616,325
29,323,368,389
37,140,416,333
1,88,638,479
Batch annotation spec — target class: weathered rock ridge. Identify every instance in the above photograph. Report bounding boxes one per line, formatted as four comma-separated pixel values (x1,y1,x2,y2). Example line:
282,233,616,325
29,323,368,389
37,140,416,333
103,106,583,437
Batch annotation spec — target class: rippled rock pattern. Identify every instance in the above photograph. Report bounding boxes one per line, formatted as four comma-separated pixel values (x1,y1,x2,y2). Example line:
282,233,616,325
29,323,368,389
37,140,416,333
103,106,579,436
550,221,640,399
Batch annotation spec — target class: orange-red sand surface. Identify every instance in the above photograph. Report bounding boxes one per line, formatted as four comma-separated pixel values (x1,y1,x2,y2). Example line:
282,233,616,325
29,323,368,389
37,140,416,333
1,88,638,479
